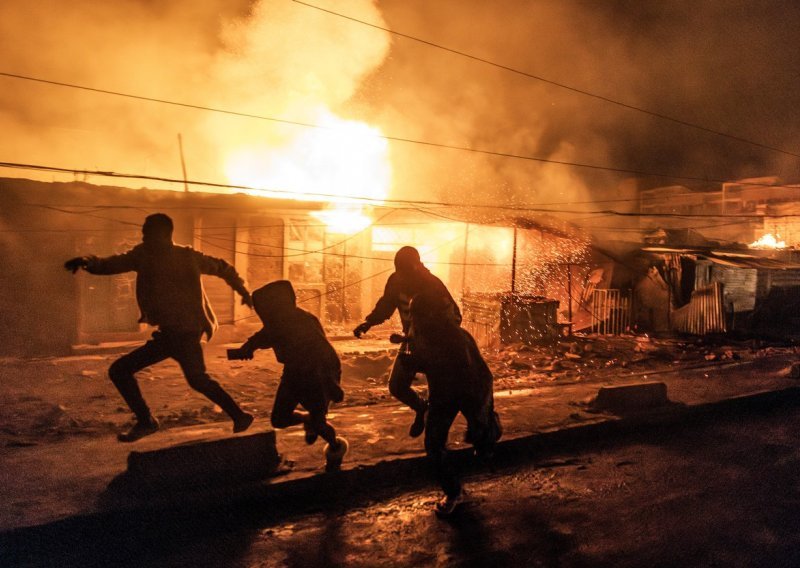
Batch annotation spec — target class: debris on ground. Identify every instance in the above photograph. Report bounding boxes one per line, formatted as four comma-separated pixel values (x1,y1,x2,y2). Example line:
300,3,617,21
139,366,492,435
0,333,795,445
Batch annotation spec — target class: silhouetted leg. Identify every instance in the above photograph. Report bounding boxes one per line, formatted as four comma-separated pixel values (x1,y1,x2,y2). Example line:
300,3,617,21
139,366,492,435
388,354,425,412
425,402,461,498
171,332,248,422
108,337,169,422
271,379,305,429
463,400,496,460
308,409,336,446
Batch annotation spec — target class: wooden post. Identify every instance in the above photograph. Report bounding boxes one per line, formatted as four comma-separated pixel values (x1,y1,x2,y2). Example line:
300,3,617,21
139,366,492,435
511,226,518,294
178,133,189,193
567,263,573,324
461,222,470,301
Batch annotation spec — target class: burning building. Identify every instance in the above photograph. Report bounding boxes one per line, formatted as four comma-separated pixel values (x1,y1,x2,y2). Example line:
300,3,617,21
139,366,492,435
0,176,595,356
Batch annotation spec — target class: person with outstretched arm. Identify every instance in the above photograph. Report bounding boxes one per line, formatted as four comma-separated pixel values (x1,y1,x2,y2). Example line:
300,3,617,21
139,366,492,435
64,213,254,442
352,246,461,438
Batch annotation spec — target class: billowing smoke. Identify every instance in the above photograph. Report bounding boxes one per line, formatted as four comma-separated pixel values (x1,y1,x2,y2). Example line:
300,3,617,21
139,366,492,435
1,0,799,209
0,0,389,192
352,0,800,207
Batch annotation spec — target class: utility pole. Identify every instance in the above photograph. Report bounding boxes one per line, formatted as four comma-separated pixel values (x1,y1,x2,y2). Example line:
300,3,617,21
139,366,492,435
511,226,518,294
177,133,189,193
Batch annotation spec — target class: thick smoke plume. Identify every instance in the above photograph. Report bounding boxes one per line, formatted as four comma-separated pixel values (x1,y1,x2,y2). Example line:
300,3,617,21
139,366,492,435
356,0,800,208
1,0,799,209
0,0,389,193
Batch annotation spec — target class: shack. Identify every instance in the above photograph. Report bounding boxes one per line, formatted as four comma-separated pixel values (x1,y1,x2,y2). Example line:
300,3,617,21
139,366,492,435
0,177,595,356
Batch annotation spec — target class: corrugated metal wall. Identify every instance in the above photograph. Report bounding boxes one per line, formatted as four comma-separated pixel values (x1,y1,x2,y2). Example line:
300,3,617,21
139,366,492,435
671,281,726,335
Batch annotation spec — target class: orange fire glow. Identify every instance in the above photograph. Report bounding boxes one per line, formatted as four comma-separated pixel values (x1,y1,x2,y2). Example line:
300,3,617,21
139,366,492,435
224,107,390,233
749,233,786,249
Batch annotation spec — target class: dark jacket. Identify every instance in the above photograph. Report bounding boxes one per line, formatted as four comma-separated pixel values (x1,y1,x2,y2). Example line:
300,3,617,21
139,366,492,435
243,308,339,373
409,295,501,449
85,243,247,339
365,267,461,333
243,280,342,402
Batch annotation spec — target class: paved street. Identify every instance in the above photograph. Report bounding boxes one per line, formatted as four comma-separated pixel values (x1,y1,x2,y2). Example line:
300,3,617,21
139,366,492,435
9,392,800,567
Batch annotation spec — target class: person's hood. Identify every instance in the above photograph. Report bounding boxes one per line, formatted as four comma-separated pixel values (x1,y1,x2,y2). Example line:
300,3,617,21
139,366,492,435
252,280,296,322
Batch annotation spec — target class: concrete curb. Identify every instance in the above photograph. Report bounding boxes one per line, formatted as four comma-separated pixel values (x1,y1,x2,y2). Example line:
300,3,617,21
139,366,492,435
3,385,800,565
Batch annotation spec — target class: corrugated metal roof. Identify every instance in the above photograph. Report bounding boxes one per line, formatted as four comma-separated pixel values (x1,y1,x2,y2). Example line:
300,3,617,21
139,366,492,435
704,255,800,270
641,246,800,270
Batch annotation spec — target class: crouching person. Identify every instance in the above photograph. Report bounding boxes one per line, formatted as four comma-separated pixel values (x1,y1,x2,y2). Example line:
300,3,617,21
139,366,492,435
228,280,348,471
408,291,502,517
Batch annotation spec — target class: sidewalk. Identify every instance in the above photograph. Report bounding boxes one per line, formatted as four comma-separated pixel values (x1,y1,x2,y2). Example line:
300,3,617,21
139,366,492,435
2,347,798,538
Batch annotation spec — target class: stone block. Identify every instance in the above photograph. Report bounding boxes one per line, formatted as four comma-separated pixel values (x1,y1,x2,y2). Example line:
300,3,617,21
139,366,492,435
127,431,281,486
591,382,670,414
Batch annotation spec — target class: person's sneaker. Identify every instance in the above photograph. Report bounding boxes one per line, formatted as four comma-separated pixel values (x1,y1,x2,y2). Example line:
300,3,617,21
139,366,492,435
117,417,159,443
233,412,255,433
303,421,318,445
434,491,465,518
324,437,349,472
409,400,428,438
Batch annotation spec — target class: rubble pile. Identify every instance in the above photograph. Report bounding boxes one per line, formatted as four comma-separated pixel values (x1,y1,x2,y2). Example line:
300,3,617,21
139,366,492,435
485,334,796,389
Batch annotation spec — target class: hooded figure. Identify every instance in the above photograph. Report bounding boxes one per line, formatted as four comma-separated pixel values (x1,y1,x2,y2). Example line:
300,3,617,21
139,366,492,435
408,290,501,517
64,213,254,442
233,280,345,464
353,246,461,438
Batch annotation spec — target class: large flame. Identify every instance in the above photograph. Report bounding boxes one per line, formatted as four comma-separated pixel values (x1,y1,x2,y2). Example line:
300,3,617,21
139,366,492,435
749,233,786,249
224,107,390,203
224,107,390,234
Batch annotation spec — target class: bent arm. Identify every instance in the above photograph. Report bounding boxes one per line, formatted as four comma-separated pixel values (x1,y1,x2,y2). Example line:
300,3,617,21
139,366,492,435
242,328,273,352
364,277,398,326
448,290,462,325
195,251,249,296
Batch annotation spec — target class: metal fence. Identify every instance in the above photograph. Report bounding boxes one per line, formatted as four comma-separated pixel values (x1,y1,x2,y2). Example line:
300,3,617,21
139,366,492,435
591,289,631,335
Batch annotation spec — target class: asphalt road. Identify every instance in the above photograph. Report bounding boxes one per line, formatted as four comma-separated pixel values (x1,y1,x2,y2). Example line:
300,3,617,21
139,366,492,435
10,399,800,568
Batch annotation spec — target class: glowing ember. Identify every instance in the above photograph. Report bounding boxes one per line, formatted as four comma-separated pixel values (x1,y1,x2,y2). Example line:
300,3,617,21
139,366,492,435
749,233,786,249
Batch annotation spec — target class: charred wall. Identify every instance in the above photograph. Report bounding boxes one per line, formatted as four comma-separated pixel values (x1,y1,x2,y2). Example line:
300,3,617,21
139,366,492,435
0,179,83,355
0,176,323,355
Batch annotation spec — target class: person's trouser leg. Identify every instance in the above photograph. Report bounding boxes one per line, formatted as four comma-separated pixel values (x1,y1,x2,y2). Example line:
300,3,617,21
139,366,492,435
308,410,337,446
108,337,169,422
170,332,246,420
270,379,305,429
425,403,461,498
388,354,425,411
463,399,498,458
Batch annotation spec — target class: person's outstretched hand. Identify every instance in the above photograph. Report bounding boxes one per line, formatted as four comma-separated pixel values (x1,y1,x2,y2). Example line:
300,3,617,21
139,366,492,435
64,257,88,274
240,291,254,308
353,322,371,338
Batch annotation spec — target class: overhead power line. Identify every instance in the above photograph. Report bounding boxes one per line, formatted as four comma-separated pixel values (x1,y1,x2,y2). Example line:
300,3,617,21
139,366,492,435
1,71,795,184
4,160,800,219
291,0,800,161
0,146,798,217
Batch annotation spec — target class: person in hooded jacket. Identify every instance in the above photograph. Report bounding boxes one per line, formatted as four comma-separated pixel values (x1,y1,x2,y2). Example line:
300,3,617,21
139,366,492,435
353,246,461,438
407,290,501,517
229,280,346,465
64,213,255,442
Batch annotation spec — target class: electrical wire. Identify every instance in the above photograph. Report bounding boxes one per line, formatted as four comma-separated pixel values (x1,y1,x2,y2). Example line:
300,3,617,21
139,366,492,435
231,222,480,321
4,160,800,218
2,71,799,186
291,0,800,160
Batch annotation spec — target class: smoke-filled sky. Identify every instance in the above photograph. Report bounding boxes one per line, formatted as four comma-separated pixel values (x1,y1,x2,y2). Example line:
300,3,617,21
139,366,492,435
1,0,798,208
